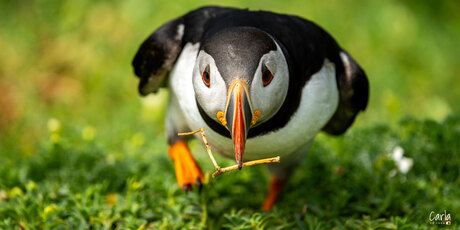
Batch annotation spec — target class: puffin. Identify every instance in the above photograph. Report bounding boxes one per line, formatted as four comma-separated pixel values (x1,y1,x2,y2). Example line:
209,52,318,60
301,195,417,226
132,6,368,210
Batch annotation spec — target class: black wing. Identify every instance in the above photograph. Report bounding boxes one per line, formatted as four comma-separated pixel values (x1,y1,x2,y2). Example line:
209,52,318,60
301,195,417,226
132,6,236,95
322,51,369,135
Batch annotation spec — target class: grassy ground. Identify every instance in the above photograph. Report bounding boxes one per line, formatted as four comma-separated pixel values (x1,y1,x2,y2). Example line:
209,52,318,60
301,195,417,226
1,116,459,229
1,0,459,229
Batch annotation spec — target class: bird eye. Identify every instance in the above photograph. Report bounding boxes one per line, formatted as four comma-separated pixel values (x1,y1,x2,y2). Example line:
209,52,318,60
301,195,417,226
261,65,273,86
202,65,211,87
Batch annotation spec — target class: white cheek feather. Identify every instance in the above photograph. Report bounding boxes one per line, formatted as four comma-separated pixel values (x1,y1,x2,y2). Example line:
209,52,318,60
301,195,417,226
243,59,339,159
171,44,339,161
170,43,234,155
250,44,289,123
193,51,227,119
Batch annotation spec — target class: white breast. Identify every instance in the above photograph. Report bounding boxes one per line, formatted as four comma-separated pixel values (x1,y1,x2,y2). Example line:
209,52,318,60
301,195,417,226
170,43,339,161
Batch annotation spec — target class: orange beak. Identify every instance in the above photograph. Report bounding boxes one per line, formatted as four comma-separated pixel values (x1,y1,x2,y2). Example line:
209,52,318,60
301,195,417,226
224,79,253,169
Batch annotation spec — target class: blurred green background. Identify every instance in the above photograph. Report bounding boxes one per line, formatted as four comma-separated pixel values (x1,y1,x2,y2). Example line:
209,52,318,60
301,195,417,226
0,0,459,228
1,0,459,149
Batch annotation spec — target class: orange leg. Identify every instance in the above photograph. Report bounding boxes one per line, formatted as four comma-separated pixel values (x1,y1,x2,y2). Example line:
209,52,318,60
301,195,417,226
168,140,205,192
261,176,286,210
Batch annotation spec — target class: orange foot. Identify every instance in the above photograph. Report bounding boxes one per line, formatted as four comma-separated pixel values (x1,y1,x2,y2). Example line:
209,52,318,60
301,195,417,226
261,176,286,210
168,140,205,192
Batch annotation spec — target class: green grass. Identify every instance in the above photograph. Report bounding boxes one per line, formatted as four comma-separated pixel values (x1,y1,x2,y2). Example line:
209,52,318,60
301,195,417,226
1,0,460,229
1,115,459,229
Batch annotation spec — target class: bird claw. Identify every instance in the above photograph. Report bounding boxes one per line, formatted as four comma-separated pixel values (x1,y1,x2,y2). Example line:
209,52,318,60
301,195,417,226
180,177,204,193
196,177,203,193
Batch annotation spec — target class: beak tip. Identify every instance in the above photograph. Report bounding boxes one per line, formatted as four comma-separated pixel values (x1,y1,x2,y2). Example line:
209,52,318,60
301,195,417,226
238,163,243,170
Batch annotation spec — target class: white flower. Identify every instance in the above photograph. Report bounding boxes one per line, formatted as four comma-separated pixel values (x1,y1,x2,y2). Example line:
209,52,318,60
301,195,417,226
390,146,413,174
391,146,404,161
397,157,414,174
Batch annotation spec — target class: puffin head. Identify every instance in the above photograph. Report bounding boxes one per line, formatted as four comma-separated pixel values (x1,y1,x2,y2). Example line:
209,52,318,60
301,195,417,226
193,27,289,169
